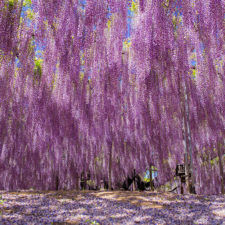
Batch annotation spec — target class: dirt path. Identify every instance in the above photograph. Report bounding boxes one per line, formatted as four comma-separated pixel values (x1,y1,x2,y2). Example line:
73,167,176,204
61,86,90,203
0,190,224,224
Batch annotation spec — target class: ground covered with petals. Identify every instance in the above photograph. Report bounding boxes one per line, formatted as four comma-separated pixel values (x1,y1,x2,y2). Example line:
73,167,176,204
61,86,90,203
0,191,224,225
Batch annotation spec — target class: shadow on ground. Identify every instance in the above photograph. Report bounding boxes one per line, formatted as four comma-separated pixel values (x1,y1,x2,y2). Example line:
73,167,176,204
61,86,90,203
0,190,224,225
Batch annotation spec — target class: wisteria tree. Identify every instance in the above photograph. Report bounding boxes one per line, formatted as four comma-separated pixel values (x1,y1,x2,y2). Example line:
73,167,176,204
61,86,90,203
0,0,224,194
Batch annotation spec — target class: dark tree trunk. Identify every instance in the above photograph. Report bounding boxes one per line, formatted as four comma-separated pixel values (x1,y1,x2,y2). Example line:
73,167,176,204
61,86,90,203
55,175,59,191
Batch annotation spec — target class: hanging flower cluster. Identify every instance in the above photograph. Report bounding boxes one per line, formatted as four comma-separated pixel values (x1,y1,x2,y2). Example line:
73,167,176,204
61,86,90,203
0,0,224,194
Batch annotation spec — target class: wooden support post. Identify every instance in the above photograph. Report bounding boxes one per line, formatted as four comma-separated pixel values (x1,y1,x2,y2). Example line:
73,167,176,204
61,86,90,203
133,169,136,191
181,84,196,194
108,143,112,191
150,165,154,191
107,116,112,191
184,85,195,193
74,174,79,191
55,175,59,191
100,180,104,191
181,181,184,194
80,171,87,190
181,85,190,194
77,177,80,191
218,141,224,194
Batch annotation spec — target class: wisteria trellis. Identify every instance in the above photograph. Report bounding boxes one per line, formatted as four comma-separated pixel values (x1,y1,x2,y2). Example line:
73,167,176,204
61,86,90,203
0,0,224,194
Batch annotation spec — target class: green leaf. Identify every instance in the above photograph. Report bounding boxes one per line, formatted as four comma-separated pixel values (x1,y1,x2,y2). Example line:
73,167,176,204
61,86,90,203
33,58,43,82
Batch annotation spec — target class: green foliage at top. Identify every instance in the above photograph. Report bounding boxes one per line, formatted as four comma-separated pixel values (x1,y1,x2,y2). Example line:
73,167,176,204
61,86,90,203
34,58,43,73
8,0,15,6
129,0,138,13
26,8,35,20
4,0,17,11
23,0,32,7
33,58,43,83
